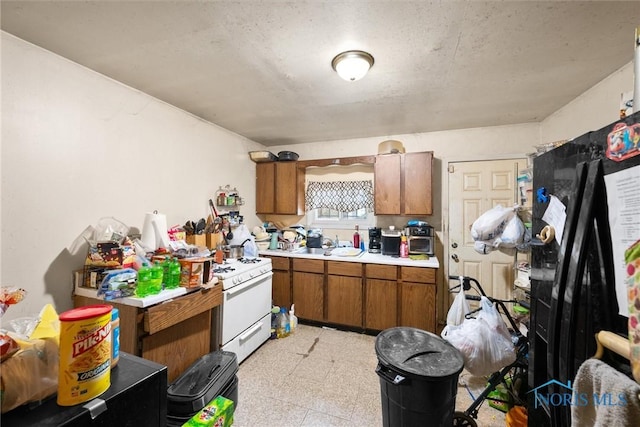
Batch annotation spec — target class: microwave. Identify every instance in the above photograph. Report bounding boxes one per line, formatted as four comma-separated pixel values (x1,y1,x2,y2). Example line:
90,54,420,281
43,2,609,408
405,226,435,256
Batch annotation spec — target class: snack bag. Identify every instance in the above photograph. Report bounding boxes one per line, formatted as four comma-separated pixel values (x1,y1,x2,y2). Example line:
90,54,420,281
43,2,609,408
626,239,640,383
183,395,234,427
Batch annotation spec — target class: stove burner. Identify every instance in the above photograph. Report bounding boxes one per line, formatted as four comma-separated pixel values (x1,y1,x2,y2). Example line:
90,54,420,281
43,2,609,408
238,258,262,264
213,266,235,274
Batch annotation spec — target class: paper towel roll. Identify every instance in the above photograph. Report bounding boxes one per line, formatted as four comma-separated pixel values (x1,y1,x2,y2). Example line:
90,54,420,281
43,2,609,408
152,212,170,248
141,211,170,250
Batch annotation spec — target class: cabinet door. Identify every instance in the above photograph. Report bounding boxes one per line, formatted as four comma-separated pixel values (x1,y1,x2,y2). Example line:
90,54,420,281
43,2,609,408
275,162,304,215
365,278,397,330
403,152,433,215
399,281,436,332
327,275,363,327
374,154,401,214
256,162,275,214
272,269,291,309
292,271,324,322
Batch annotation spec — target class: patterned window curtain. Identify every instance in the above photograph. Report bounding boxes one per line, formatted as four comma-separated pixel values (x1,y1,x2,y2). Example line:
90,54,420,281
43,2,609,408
305,180,374,212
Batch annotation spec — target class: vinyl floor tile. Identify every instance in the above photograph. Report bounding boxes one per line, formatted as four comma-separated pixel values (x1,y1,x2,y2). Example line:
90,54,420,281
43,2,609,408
234,324,506,426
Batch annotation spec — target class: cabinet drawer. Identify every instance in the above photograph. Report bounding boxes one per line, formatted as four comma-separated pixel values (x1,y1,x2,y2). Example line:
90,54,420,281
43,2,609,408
144,285,222,334
366,264,397,280
327,261,361,277
401,267,436,284
270,256,290,271
292,258,324,273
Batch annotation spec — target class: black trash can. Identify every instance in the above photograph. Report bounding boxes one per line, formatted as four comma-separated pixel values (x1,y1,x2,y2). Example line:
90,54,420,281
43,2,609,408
166,350,239,426
375,327,464,427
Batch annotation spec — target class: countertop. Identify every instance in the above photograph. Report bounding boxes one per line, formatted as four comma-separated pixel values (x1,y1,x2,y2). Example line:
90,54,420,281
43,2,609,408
259,249,439,269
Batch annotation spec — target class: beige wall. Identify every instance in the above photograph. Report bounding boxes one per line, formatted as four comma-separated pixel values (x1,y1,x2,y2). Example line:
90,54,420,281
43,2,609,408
1,33,264,321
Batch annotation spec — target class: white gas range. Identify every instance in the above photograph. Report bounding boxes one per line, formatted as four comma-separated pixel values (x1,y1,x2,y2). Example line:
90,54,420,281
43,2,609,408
212,257,273,364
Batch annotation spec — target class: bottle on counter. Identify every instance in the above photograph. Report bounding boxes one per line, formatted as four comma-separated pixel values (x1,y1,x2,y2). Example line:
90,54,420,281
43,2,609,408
135,263,152,297
162,256,171,289
215,246,224,264
400,234,409,258
149,261,163,295
353,224,360,249
167,258,181,289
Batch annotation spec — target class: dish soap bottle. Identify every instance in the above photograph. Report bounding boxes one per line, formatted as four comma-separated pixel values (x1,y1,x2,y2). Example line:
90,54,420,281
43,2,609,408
400,233,409,258
289,304,298,334
353,224,360,249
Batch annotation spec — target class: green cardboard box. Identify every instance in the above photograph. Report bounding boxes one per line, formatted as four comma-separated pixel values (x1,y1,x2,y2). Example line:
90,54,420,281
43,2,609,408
182,395,234,427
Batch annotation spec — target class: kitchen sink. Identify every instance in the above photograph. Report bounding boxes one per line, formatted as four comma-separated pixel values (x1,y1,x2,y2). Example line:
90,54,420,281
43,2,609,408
293,247,364,257
295,247,331,255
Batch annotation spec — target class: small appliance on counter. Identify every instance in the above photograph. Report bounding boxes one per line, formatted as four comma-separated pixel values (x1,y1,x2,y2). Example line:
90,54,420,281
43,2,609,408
405,224,435,255
368,227,381,253
381,226,401,256
307,228,323,248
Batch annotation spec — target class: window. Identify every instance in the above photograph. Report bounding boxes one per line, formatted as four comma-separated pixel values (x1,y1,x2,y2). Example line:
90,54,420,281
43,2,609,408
306,180,375,229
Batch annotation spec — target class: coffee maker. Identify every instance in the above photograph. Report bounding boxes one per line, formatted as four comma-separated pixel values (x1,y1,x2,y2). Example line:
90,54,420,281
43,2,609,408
368,227,381,253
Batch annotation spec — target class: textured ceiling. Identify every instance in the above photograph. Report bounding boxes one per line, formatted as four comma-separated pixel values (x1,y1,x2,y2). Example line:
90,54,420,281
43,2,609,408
2,1,639,146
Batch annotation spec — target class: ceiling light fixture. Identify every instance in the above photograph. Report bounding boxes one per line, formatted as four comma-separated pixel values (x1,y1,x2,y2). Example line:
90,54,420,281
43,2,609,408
331,50,374,82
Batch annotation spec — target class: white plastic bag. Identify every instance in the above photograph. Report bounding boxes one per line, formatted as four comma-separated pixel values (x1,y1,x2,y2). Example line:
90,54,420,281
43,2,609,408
441,287,470,338
443,296,516,377
474,239,500,254
499,214,525,248
228,224,258,257
471,205,515,241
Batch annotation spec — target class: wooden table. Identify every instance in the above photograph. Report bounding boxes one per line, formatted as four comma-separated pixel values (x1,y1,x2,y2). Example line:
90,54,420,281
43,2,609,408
74,284,222,383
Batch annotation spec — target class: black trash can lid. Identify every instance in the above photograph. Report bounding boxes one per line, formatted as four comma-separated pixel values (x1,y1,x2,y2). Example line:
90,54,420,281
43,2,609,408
375,327,464,380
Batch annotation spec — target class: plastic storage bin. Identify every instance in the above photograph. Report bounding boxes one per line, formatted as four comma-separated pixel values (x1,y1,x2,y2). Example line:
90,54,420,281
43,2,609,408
375,327,464,427
166,351,239,426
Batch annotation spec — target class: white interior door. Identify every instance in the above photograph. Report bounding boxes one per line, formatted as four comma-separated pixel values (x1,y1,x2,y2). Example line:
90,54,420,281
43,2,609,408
447,159,527,301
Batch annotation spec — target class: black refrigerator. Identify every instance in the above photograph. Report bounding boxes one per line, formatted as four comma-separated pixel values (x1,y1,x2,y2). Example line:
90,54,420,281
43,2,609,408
529,110,640,426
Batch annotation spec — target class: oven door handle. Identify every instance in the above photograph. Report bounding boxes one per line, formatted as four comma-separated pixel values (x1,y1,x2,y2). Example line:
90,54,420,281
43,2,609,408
225,271,273,296
239,321,264,341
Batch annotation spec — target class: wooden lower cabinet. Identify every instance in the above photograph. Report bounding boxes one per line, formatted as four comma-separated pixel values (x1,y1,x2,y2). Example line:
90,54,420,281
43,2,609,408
283,257,437,333
326,261,363,327
365,264,398,331
365,278,397,330
269,256,291,308
292,271,324,322
399,266,437,332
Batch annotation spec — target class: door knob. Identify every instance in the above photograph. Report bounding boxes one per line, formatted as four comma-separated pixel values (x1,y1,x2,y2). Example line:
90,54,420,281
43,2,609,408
451,242,458,249
451,254,459,262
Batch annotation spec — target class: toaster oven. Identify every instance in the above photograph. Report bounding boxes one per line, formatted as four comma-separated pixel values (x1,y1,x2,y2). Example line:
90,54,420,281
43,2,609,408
405,226,435,256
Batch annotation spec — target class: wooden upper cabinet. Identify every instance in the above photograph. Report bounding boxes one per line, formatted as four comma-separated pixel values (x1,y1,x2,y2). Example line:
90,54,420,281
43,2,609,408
256,161,305,215
256,163,275,214
374,151,433,215
374,154,401,214
403,152,433,215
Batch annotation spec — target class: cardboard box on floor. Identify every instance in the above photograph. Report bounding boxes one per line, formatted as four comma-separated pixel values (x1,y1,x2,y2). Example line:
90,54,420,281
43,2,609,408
183,395,234,427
